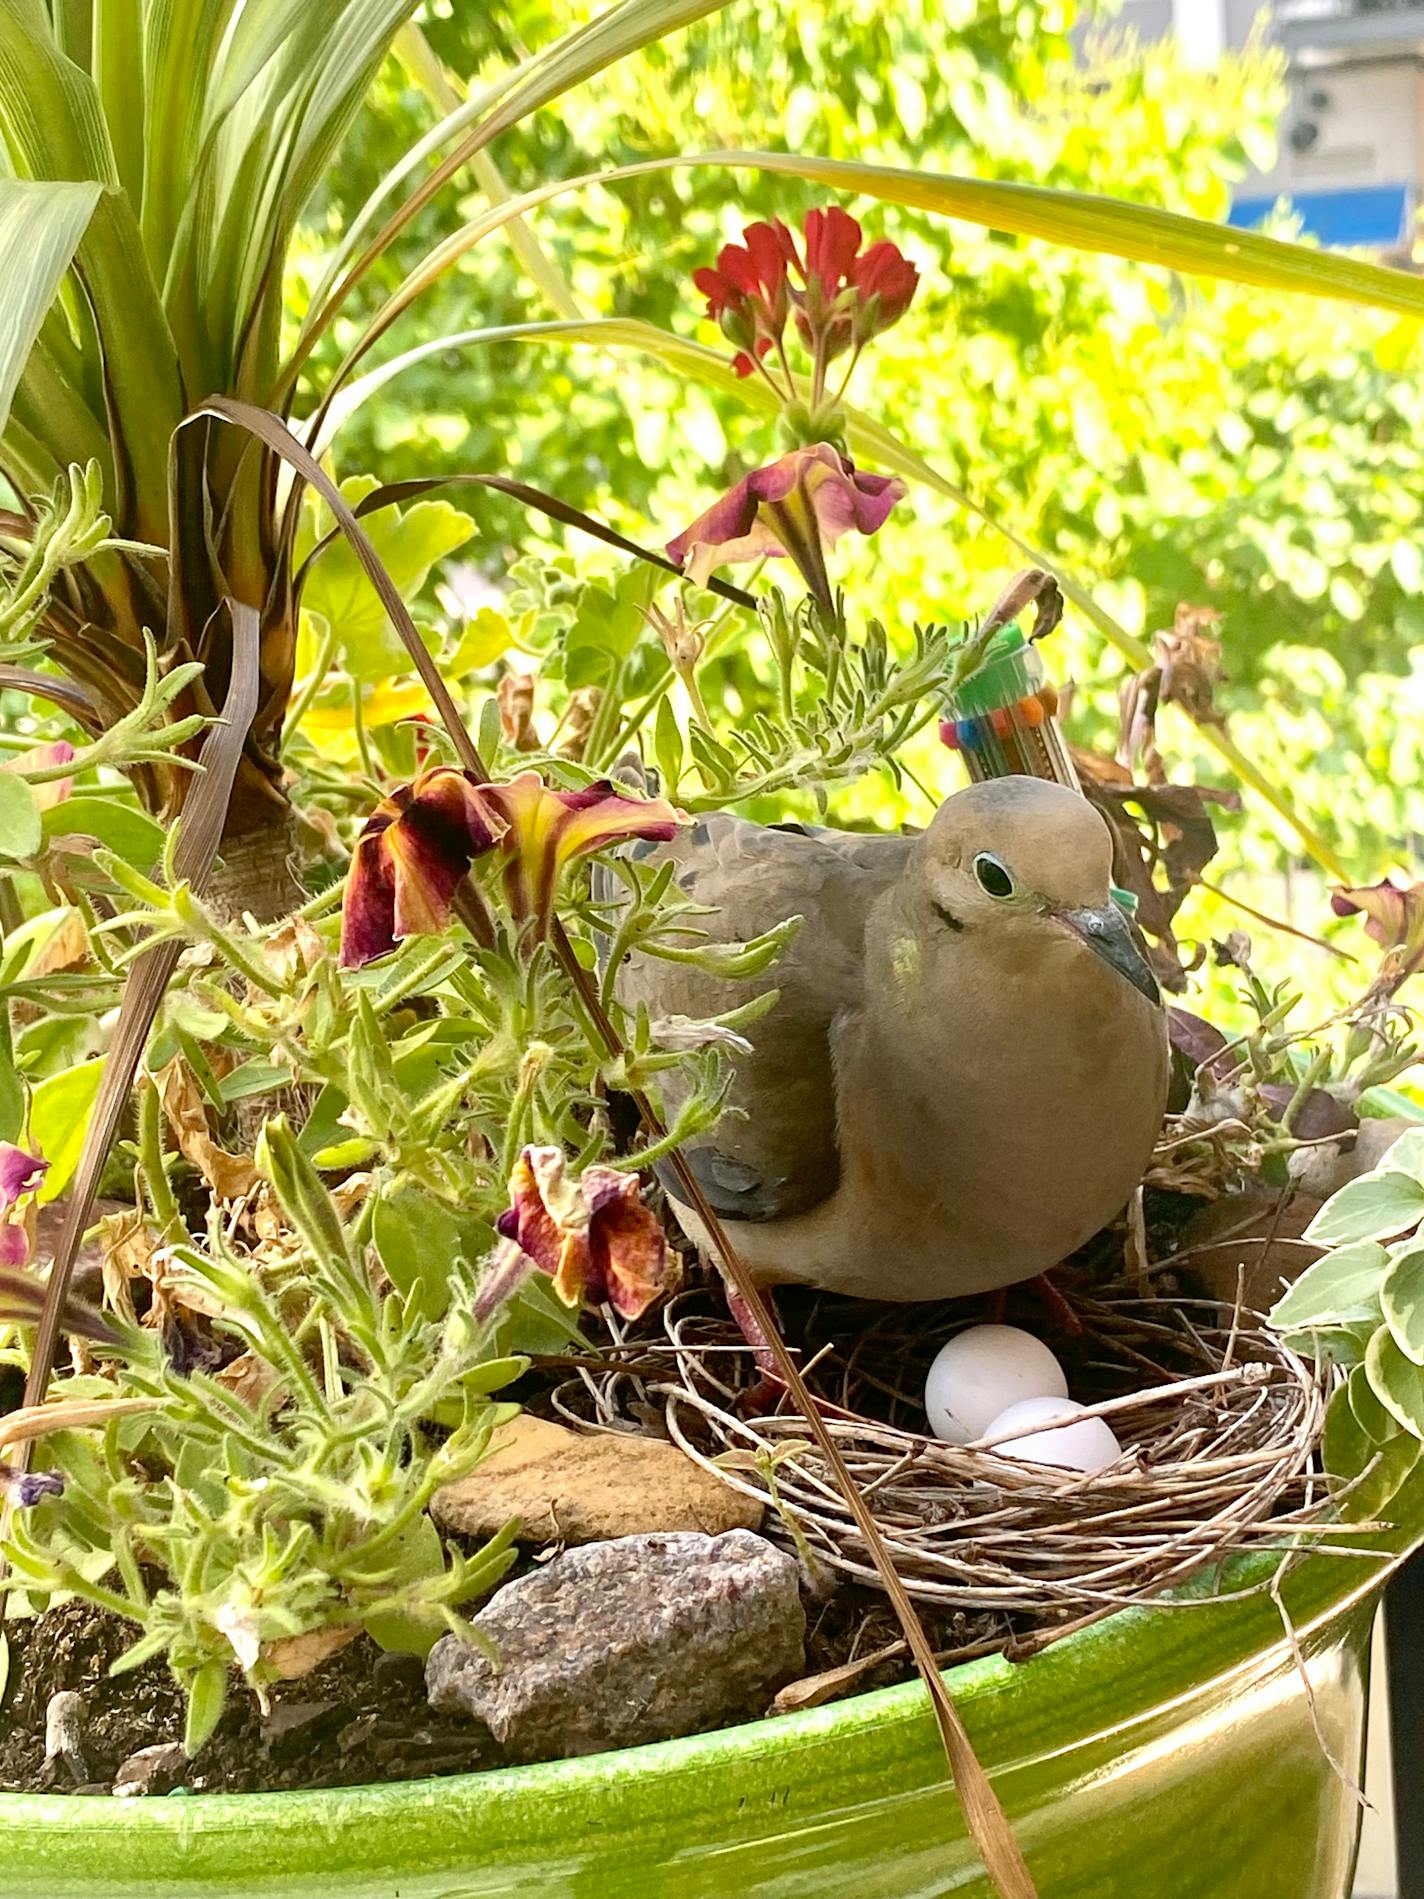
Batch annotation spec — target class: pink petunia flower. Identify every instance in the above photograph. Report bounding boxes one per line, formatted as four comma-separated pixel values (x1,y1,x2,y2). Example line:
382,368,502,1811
667,443,906,616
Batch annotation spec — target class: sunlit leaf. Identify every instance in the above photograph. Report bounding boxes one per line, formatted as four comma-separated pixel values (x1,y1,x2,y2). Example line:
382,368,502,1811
296,477,475,680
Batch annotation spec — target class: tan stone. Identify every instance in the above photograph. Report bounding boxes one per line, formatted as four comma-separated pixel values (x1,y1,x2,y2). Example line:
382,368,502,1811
431,1413,762,1545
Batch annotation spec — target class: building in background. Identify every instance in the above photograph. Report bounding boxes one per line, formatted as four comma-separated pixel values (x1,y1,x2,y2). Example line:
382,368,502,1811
1095,1,1424,255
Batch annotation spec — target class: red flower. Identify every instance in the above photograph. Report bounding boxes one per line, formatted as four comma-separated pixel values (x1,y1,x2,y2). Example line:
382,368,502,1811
495,1146,672,1319
802,205,862,299
850,240,920,335
689,207,918,390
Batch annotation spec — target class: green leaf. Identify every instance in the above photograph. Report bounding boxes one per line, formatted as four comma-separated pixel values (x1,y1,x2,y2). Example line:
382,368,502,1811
0,772,41,860
28,1057,103,1203
1379,1127,1424,1186
448,607,514,675
1304,1173,1424,1247
1366,1326,1424,1440
0,176,101,437
1350,1362,1403,1444
183,1658,229,1756
42,795,164,869
373,1185,486,1322
564,582,644,688
297,477,475,680
1268,1241,1388,1332
654,693,683,798
0,1035,23,1144
1382,1242,1424,1365
1324,1373,1419,1521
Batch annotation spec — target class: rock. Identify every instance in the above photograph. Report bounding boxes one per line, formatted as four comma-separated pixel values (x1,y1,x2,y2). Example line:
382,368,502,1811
112,1743,188,1798
1181,1191,1325,1315
431,1413,762,1545
43,1690,87,1783
426,1529,804,1761
1287,1116,1417,1203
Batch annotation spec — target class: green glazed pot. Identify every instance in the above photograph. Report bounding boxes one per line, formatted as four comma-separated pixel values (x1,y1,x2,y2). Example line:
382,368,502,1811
1,1500,1415,1899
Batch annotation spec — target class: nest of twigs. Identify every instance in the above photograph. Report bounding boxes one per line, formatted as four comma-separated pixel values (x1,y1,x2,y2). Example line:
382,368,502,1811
552,1282,1341,1665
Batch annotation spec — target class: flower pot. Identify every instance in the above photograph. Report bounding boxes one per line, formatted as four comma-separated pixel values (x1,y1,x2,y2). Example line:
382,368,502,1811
2,1486,1416,1899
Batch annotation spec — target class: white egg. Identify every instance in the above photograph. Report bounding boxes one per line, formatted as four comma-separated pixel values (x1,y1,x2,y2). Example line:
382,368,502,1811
981,1395,1121,1473
923,1325,1068,1445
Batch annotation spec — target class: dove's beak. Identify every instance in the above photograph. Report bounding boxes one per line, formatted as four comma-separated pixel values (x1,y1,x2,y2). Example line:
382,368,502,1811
1055,903,1160,1004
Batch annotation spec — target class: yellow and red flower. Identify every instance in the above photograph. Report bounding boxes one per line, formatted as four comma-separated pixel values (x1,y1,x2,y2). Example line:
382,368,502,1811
340,768,685,966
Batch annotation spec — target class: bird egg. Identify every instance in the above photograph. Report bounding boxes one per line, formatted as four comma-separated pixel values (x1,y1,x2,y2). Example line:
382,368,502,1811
981,1395,1121,1473
923,1325,1068,1445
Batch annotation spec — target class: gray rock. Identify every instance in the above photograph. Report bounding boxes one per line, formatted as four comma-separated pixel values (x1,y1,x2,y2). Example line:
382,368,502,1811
43,1691,87,1783
427,1529,804,1761
112,1742,188,1798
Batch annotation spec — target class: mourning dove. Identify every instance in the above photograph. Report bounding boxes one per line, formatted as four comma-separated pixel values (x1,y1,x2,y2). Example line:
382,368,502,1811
609,777,1169,1302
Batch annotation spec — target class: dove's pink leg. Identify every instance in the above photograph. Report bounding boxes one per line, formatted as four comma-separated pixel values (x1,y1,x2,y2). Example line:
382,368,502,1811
987,1274,1085,1337
725,1285,783,1381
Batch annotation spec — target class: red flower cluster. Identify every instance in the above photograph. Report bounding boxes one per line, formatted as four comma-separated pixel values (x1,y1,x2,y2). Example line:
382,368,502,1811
694,205,918,384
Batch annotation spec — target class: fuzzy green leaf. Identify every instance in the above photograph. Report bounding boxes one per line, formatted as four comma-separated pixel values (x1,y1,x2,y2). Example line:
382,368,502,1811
182,1658,229,1757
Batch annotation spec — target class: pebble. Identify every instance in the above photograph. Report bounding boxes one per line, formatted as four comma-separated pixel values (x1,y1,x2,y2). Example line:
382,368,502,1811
112,1743,188,1799
431,1413,763,1545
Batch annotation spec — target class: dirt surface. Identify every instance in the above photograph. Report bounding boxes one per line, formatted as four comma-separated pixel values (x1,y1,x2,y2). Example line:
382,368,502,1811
0,1601,500,1796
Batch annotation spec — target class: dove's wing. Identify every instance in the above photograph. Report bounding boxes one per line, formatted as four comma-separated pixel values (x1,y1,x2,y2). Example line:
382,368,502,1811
612,816,914,1221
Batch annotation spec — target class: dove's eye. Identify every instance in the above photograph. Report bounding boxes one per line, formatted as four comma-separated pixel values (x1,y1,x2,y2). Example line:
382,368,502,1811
972,852,1016,899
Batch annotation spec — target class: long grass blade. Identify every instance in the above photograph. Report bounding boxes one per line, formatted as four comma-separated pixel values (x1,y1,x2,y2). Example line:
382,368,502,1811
192,396,1036,1899
0,179,102,439
19,597,261,1413
317,147,1424,413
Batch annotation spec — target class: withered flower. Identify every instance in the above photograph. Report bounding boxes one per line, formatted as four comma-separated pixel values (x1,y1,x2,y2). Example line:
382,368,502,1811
340,769,684,966
495,1145,672,1319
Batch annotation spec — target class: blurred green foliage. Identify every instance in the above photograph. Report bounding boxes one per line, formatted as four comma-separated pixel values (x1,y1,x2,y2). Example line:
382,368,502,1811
293,0,1422,1022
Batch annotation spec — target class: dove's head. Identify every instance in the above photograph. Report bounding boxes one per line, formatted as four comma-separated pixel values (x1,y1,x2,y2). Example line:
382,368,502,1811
902,777,1160,1005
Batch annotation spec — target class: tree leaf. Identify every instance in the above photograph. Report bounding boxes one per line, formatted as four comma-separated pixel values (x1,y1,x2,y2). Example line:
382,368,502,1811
1382,1241,1424,1365
1304,1172,1424,1247
0,772,41,861
1268,1240,1388,1331
28,1057,104,1204
0,176,101,438
1366,1326,1424,1440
